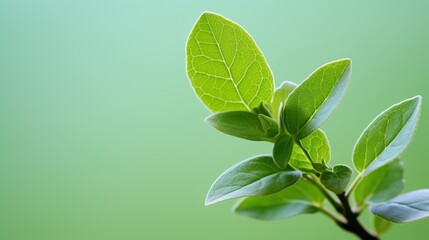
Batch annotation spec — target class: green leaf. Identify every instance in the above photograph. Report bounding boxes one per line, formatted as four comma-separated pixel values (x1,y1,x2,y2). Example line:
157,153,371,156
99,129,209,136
288,142,313,172
299,129,331,164
289,129,330,171
354,159,404,207
186,12,274,112
353,96,422,176
374,215,392,235
258,114,279,138
370,189,429,223
270,81,297,121
205,111,268,141
320,165,352,194
284,59,351,139
253,102,272,117
273,136,294,169
233,179,325,220
205,155,302,205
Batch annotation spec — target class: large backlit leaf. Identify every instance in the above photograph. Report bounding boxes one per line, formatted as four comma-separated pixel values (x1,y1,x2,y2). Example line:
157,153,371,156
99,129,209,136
284,59,351,139
186,12,273,112
353,96,422,176
205,155,301,205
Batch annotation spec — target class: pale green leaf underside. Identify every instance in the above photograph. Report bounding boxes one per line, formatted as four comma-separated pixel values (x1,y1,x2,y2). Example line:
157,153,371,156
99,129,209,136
233,179,324,220
186,12,273,112
289,129,330,171
284,59,351,139
354,159,404,207
205,155,301,205
353,96,422,176
370,189,429,223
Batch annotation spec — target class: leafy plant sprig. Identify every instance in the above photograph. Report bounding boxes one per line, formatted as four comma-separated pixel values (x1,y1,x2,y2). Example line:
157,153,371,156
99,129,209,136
186,12,426,240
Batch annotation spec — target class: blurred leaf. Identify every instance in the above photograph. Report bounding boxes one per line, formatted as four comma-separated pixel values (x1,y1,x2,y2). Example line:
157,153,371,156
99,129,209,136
320,165,352,194
370,189,429,223
374,215,392,235
284,59,351,139
186,12,273,112
205,111,267,141
273,135,294,169
353,96,422,176
233,179,324,220
205,155,301,205
354,159,404,207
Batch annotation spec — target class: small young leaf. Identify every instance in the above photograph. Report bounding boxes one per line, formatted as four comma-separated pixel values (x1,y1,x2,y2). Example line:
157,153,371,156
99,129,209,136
273,135,294,169
353,96,422,176
270,81,297,120
186,12,274,112
284,59,351,139
300,129,331,164
320,165,352,194
205,111,267,141
205,155,302,205
374,215,392,235
258,114,279,138
288,129,330,172
253,102,272,117
370,189,429,223
233,179,325,220
354,159,404,207
288,142,314,172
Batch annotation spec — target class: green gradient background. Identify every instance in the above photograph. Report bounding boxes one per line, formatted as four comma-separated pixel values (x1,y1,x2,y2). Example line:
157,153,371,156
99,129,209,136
0,1,428,239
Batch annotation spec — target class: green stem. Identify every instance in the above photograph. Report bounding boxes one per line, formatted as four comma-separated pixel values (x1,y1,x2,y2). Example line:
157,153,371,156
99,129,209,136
304,174,343,214
296,136,376,239
318,206,346,225
345,174,362,198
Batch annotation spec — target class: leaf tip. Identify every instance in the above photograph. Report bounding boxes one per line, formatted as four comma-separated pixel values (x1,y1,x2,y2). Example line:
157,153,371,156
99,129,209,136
204,194,216,206
200,11,216,18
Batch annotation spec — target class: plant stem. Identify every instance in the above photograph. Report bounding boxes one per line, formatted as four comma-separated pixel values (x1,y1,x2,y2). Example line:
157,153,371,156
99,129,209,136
304,174,343,213
346,174,362,198
336,193,379,240
297,139,377,239
318,206,346,225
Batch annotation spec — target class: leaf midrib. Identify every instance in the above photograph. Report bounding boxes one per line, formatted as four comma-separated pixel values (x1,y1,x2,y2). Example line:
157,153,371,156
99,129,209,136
363,106,416,172
205,14,251,111
388,202,428,213
296,64,346,137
